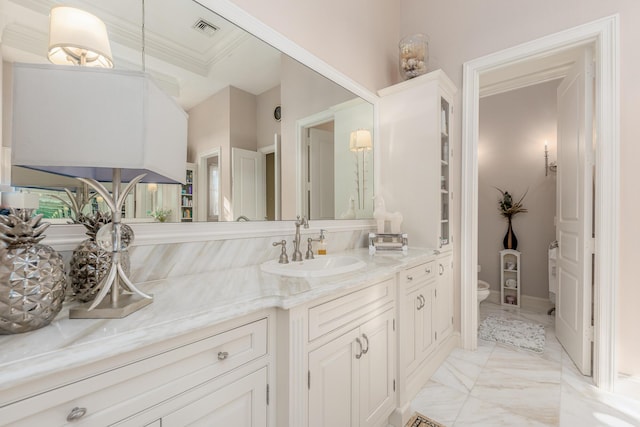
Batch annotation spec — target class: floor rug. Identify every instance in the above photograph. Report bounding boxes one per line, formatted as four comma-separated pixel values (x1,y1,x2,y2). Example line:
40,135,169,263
479,315,545,353
405,412,446,427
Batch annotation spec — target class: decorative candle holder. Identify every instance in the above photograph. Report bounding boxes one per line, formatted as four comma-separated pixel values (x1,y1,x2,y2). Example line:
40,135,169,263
399,34,428,80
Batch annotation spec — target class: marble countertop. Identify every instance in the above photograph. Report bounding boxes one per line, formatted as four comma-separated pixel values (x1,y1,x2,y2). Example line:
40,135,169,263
0,247,439,394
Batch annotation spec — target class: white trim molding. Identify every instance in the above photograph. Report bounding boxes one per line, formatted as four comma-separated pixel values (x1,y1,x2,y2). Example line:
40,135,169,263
461,15,619,391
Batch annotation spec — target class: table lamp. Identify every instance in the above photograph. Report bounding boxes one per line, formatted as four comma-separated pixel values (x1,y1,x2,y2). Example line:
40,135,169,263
11,63,188,318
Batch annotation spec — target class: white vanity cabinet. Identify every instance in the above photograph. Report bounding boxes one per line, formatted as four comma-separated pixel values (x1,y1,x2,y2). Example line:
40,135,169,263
0,312,273,427
393,254,456,425
308,308,395,427
279,277,396,427
378,69,457,250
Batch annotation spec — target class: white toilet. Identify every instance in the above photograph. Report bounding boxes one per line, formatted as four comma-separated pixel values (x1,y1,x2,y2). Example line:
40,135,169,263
477,280,491,321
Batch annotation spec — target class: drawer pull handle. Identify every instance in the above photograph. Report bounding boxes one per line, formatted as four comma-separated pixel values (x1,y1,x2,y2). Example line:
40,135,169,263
439,264,445,275
355,338,363,359
67,407,87,422
217,351,229,360
407,275,414,281
361,333,369,355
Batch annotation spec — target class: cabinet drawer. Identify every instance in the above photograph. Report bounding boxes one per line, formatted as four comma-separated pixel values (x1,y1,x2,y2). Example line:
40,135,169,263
308,278,394,341
401,261,435,288
0,318,267,426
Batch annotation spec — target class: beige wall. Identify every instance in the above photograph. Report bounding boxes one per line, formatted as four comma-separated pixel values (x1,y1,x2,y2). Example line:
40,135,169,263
478,81,558,300
401,0,640,376
256,85,281,150
229,0,402,92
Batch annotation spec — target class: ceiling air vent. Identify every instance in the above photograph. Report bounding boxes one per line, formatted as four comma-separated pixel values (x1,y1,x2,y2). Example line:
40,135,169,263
193,19,218,37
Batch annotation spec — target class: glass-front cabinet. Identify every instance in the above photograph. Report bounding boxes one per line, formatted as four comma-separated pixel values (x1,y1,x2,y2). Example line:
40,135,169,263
440,97,451,248
378,70,456,251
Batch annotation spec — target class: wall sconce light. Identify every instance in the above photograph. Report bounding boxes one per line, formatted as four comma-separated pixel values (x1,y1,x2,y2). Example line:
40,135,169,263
545,140,557,176
349,129,372,210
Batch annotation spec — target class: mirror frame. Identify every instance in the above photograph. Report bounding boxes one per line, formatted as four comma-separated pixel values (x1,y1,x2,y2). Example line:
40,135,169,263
43,0,380,250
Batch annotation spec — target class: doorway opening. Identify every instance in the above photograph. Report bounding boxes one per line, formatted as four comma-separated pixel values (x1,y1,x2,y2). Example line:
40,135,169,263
461,16,619,390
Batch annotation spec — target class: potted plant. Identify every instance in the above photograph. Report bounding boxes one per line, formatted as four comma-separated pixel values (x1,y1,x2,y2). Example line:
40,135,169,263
496,188,527,250
149,208,172,223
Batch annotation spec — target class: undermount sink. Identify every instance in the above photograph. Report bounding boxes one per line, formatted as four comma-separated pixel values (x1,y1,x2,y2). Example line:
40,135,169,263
260,255,366,278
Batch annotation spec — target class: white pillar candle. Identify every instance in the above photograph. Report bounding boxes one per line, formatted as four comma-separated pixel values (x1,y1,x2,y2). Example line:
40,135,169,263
1,192,40,209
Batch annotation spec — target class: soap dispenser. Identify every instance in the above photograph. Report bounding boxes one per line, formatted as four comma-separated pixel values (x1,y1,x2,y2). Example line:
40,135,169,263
317,229,327,255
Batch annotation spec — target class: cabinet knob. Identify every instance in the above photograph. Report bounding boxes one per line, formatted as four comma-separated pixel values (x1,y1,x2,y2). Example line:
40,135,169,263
217,351,229,360
406,275,413,281
67,407,87,422
426,267,431,274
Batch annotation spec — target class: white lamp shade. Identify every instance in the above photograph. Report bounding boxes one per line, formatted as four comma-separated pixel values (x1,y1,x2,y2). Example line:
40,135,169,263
349,129,372,151
11,63,187,184
48,6,113,68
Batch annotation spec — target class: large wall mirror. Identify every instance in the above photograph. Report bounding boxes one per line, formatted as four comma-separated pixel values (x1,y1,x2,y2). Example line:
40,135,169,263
1,0,375,224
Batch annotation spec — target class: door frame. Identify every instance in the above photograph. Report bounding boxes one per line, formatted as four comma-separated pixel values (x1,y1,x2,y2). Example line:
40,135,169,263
197,147,221,222
460,15,619,390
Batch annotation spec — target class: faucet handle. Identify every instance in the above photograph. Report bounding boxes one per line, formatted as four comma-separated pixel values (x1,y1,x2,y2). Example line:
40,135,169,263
296,215,309,229
305,237,315,260
272,240,289,264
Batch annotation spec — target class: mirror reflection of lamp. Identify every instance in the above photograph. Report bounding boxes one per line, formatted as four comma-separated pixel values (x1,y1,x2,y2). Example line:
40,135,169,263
11,4,187,319
147,183,158,214
349,129,372,210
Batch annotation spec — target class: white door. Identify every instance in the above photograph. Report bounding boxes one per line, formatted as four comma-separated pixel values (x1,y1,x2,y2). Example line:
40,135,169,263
232,148,265,221
555,48,594,375
307,128,335,220
308,328,359,427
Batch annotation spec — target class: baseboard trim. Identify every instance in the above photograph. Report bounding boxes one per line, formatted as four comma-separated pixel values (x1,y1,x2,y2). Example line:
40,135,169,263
484,291,553,313
615,373,640,403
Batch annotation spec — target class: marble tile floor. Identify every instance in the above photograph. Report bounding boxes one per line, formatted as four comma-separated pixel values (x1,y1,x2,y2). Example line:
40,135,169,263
410,302,640,426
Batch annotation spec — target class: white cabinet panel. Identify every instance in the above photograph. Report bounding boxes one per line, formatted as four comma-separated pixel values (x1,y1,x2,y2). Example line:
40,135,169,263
163,367,267,427
308,309,395,427
308,328,359,427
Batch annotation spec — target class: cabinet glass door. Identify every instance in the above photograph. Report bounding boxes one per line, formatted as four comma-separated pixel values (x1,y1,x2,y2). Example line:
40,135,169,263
440,98,450,247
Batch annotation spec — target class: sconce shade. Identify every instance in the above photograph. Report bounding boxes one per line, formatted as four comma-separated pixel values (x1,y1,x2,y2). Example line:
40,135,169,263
48,6,113,68
349,129,373,152
11,63,187,184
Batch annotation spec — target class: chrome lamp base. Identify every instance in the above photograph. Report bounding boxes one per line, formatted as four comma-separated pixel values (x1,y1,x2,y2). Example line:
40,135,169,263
69,293,153,319
69,169,153,320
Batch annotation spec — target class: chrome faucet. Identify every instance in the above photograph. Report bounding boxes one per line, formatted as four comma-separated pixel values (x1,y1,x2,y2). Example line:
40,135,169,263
292,215,309,261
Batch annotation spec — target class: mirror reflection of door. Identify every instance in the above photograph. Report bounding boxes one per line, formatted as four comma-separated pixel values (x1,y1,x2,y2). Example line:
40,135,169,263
232,148,265,221
305,124,335,220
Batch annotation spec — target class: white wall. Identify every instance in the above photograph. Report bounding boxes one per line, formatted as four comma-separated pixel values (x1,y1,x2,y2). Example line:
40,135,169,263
401,0,640,377
478,81,558,300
